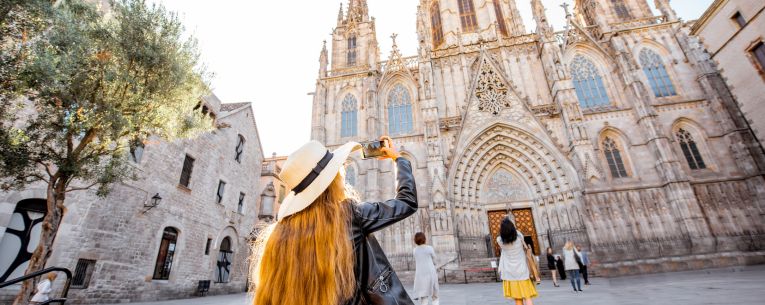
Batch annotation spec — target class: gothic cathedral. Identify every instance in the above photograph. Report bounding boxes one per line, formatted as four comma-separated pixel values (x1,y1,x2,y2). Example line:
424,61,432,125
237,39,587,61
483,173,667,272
310,0,765,275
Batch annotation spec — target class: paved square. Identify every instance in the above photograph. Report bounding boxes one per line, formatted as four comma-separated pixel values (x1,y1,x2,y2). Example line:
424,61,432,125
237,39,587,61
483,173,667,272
96,266,765,305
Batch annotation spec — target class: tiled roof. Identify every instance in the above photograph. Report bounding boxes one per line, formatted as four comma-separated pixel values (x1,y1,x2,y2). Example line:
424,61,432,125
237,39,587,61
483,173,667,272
220,102,250,112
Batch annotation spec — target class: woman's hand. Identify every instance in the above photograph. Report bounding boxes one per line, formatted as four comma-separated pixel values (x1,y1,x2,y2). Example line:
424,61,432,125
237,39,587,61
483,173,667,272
377,136,400,161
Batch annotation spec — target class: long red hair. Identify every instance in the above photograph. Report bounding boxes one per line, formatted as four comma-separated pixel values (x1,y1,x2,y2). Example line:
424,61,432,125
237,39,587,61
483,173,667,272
251,174,355,305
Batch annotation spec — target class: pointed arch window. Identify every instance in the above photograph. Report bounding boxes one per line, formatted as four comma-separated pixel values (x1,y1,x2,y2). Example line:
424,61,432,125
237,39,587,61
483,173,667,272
387,84,413,135
345,166,356,187
431,1,445,47
610,0,632,19
347,36,357,66
215,237,233,283
676,129,706,170
602,137,629,178
492,0,508,37
341,94,358,137
571,55,611,109
457,0,478,32
639,49,676,97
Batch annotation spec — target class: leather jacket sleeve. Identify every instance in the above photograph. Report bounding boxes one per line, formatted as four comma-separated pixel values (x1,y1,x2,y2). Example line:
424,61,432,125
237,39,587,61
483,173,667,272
355,157,418,234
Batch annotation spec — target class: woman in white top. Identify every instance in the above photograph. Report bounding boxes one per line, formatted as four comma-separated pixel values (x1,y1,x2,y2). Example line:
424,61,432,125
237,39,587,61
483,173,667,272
497,217,537,305
562,241,583,292
30,273,57,305
412,232,439,305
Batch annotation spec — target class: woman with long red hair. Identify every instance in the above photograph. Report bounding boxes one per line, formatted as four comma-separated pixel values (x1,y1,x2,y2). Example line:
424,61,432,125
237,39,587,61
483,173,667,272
251,136,417,305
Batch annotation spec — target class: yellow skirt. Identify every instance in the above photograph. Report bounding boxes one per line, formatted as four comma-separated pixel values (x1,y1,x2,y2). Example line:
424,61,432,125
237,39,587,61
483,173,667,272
502,279,538,300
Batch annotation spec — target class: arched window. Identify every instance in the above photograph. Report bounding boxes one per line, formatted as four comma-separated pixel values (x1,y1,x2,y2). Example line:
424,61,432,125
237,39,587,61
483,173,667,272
457,0,478,32
639,49,676,98
153,227,178,280
387,84,413,135
570,55,611,109
430,1,444,47
492,0,508,36
347,36,357,66
676,129,706,170
216,237,233,283
611,0,632,19
234,135,245,163
602,137,629,178
341,94,358,137
345,166,356,187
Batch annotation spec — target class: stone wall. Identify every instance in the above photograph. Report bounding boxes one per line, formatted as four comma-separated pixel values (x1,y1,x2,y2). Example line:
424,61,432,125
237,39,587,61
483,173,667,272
0,103,264,304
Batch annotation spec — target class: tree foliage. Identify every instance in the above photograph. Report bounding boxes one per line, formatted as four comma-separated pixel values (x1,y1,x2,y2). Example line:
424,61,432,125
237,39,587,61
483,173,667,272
0,0,212,194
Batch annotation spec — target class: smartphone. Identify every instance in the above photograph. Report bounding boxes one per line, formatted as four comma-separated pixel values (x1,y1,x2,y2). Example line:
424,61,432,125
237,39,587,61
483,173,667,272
361,140,388,159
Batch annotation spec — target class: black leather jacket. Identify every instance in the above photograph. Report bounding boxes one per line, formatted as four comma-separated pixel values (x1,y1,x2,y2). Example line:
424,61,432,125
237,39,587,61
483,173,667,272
344,157,418,305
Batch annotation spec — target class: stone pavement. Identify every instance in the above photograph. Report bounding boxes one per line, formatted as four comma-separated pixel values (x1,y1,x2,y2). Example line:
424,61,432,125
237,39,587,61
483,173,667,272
96,266,765,305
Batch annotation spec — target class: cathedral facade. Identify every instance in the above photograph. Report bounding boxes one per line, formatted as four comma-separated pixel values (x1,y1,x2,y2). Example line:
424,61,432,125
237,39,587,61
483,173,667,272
310,0,765,276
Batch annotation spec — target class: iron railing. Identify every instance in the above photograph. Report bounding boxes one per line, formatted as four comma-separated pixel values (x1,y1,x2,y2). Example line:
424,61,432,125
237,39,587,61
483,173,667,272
0,267,72,305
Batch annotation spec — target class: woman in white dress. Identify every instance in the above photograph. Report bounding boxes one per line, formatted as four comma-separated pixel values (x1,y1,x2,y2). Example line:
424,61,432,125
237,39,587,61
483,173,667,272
497,217,537,305
412,232,439,305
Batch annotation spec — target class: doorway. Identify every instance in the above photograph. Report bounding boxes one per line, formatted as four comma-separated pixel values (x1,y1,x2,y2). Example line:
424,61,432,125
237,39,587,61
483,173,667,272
487,208,540,257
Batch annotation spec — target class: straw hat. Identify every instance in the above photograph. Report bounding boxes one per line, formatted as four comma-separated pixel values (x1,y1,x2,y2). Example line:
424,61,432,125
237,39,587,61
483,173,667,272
277,141,360,220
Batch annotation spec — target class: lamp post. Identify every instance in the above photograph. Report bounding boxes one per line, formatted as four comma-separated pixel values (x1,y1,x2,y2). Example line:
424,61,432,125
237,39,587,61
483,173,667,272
143,193,162,213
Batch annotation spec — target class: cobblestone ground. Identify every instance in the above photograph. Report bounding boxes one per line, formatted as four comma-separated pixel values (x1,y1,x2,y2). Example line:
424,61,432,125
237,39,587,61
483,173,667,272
96,266,765,305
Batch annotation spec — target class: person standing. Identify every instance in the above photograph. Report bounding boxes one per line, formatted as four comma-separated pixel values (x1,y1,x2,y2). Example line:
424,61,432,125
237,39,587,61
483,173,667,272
545,247,559,287
30,273,57,305
576,245,591,285
412,232,439,305
555,256,566,280
252,137,418,305
497,217,537,305
562,241,583,293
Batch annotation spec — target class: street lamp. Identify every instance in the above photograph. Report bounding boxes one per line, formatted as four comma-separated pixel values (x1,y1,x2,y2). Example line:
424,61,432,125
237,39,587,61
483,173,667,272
143,193,162,213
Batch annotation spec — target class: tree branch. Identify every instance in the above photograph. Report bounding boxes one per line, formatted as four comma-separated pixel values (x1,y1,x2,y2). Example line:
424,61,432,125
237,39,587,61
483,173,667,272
65,181,98,193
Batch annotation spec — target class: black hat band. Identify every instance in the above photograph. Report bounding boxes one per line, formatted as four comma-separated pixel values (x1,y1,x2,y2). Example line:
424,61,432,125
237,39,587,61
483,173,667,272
292,150,333,195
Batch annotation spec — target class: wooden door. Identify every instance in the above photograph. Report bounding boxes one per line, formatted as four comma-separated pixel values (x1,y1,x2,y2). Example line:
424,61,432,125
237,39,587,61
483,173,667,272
512,208,540,255
487,210,508,257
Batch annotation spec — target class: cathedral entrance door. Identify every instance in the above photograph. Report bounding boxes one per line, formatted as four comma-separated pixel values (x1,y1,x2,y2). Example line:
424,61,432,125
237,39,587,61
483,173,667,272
512,208,540,255
487,208,540,257
487,210,508,257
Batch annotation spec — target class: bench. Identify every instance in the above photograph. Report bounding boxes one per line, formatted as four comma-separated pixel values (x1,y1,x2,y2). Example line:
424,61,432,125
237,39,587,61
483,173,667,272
197,280,210,296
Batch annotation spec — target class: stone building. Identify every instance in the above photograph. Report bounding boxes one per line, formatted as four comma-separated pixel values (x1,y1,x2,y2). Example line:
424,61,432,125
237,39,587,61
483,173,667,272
310,0,765,276
0,95,265,303
257,154,288,222
691,0,765,149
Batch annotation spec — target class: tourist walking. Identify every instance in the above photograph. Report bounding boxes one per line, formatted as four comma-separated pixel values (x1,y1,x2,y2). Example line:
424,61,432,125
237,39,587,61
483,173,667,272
555,256,566,280
576,245,591,285
251,136,418,305
546,247,559,287
497,217,538,305
30,273,57,305
412,232,439,305
562,241,583,293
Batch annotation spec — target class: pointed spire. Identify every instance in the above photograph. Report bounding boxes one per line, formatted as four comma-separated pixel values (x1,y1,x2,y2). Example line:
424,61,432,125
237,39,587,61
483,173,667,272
337,3,344,25
654,0,678,21
319,40,328,77
346,0,369,22
531,0,553,37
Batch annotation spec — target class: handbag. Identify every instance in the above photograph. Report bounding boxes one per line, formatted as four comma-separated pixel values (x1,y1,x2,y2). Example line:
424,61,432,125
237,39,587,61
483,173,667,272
574,250,583,267
523,243,541,284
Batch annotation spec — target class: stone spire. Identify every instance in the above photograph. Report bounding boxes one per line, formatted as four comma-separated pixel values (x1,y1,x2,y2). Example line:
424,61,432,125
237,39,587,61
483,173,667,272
531,0,553,38
318,40,328,77
337,3,344,25
346,0,369,22
654,0,678,21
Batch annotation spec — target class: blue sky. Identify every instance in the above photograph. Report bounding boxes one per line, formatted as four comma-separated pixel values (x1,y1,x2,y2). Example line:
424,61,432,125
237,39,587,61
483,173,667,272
153,0,714,156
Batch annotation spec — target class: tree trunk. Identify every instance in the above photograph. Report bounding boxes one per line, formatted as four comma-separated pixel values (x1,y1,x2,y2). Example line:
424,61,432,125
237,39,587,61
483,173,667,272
12,178,67,305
